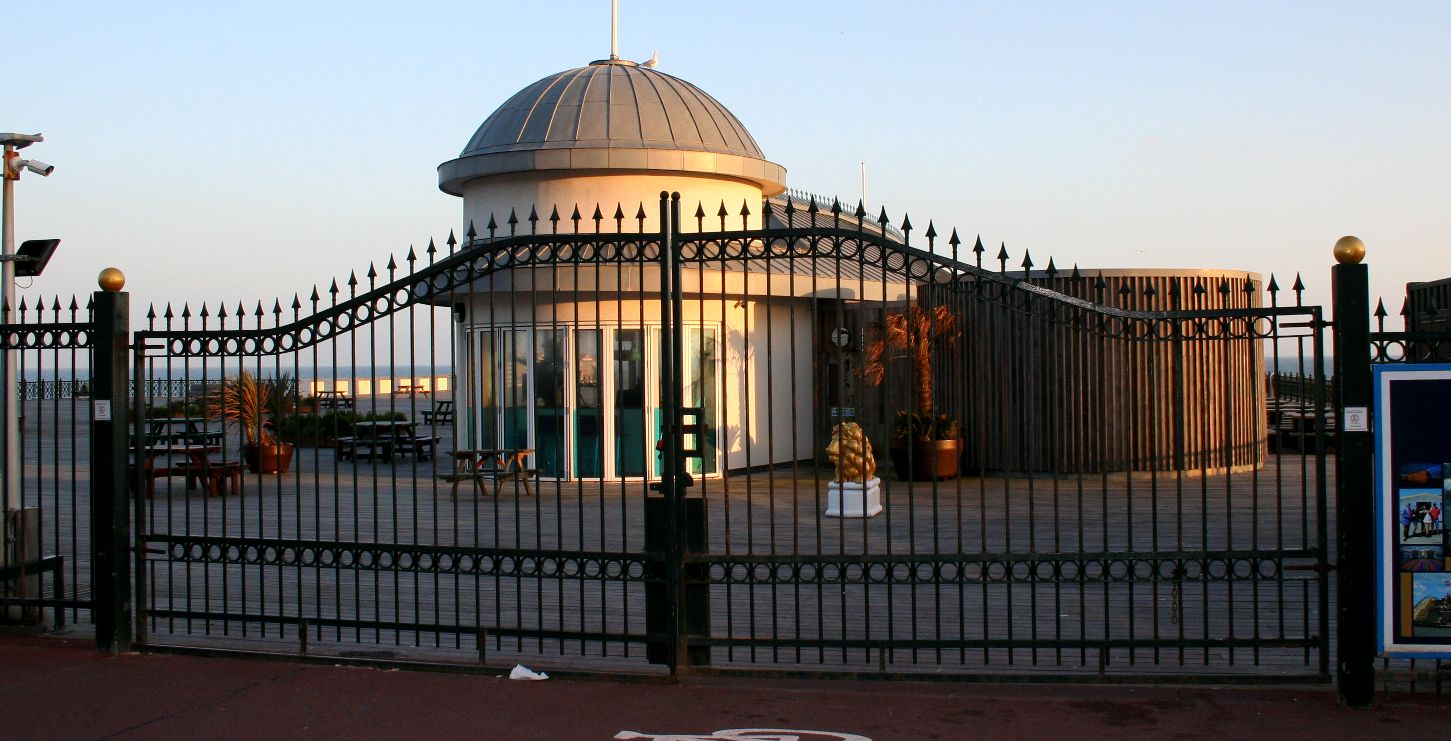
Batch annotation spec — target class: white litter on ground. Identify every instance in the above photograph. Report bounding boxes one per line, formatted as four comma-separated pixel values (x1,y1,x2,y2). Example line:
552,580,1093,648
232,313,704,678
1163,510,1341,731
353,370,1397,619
509,664,549,680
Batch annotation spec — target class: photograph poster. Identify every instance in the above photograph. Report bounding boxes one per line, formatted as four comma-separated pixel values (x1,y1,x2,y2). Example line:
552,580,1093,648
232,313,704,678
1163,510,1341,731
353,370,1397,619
1376,364,1451,656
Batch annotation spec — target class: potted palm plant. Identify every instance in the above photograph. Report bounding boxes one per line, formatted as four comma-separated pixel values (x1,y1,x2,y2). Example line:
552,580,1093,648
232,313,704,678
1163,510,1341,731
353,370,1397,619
208,371,296,474
862,303,962,480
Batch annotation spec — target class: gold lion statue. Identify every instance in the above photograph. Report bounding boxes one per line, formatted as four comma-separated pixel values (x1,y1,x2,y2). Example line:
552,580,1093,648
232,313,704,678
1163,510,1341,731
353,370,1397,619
826,422,876,483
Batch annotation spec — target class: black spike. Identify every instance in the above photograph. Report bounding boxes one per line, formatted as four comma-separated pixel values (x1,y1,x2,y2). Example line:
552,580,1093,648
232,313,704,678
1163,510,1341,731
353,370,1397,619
406,245,417,265
614,203,625,228
528,205,539,227
253,301,264,318
1374,299,1388,318
877,206,889,225
570,205,582,229
199,303,210,319
1168,278,1181,297
900,213,912,234
1218,278,1231,294
1020,249,1033,271
1243,277,1255,293
163,303,174,320
486,214,498,237
181,303,191,319
1070,263,1081,281
806,198,819,216
996,243,1010,272
1143,283,1158,297
694,202,706,218
1292,273,1305,293
830,198,841,217
1400,298,1409,316
329,280,339,297
431,237,441,259
784,196,796,219
549,205,561,228
291,294,301,311
272,299,282,316
1045,258,1058,278
465,221,477,241
1192,282,1207,296
948,228,961,248
68,296,79,311
592,204,604,227
972,235,985,256
924,220,937,244
507,207,518,233
386,255,397,272
310,286,320,303
1095,273,1108,292
1267,274,1279,293
215,304,225,320
145,304,156,321
855,200,867,219
367,263,378,282
347,271,358,289
635,202,647,229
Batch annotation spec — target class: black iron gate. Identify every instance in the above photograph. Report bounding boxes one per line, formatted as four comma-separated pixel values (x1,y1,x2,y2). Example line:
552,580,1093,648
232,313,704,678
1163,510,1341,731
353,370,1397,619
112,193,1333,682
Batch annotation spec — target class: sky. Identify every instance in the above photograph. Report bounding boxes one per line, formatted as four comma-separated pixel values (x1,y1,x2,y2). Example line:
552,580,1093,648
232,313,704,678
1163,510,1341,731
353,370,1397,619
6,1,1450,319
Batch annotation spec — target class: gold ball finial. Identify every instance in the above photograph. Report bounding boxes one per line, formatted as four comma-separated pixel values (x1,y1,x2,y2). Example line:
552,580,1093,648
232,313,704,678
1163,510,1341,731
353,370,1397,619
98,267,125,292
1333,236,1365,265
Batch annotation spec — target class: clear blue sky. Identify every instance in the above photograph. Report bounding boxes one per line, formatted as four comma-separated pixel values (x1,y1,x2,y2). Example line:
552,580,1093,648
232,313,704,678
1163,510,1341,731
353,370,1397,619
8,1,1449,316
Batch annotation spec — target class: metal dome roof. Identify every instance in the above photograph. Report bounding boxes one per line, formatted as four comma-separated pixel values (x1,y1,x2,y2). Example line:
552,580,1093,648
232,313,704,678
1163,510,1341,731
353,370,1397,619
439,60,786,196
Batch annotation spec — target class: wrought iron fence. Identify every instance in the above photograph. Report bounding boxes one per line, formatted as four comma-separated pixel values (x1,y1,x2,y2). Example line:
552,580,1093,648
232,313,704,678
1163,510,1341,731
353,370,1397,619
0,297,97,630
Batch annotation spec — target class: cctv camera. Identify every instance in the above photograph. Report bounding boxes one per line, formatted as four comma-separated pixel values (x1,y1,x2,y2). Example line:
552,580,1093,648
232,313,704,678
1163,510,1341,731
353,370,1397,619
22,159,54,176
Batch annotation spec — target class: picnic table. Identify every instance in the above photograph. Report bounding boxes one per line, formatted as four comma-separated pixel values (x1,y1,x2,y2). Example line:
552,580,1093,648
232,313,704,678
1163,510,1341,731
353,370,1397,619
146,417,224,446
315,390,354,409
394,383,430,396
336,420,439,462
440,448,537,498
420,400,454,425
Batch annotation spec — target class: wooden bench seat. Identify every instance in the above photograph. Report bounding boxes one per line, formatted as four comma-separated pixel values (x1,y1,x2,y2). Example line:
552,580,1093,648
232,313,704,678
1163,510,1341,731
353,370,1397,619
335,436,394,462
420,400,454,426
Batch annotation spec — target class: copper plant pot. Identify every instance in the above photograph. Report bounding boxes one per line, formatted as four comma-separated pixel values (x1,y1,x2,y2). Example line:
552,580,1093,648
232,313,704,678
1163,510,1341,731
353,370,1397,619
243,441,295,474
890,438,961,481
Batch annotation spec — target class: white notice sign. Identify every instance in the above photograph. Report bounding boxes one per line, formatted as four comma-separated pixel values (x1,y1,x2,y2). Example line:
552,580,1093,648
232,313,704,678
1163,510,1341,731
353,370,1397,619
1344,406,1368,432
94,400,111,421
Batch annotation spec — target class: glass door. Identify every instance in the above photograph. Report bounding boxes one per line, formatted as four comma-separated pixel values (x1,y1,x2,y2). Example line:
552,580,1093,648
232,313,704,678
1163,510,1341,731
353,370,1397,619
683,326,720,475
613,328,648,477
574,329,603,478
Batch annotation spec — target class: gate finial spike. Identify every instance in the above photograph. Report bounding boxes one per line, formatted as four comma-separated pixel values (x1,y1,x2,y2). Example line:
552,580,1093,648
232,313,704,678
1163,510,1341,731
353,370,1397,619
1045,257,1057,278
68,295,79,312
386,255,397,273
1267,274,1279,293
310,286,320,304
146,304,157,321
614,202,625,222
485,214,498,238
924,220,937,243
877,206,889,226
1374,299,1388,318
163,303,174,320
1400,297,1409,316
329,280,339,297
367,263,378,283
996,242,1010,272
1143,283,1157,297
217,303,227,320
406,245,417,265
1192,280,1206,296
570,205,582,231
855,200,867,219
592,204,604,224
1020,249,1033,271
291,293,301,312
830,198,841,217
1070,263,1081,281
442,232,453,252
1168,277,1181,297
972,235,984,255
272,299,283,316
948,228,960,248
507,207,518,228
1291,273,1305,293
465,221,477,241
199,303,210,319
900,213,912,233
181,303,191,319
1095,272,1108,292
254,301,264,318
783,196,795,219
635,202,647,225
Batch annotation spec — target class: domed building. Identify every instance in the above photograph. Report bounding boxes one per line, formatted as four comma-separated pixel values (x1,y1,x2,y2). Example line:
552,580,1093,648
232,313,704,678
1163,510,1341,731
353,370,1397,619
437,58,906,482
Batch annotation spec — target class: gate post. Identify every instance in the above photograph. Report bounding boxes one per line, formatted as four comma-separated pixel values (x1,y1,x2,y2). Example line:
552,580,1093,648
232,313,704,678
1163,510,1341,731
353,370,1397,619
90,270,130,653
1331,237,1374,706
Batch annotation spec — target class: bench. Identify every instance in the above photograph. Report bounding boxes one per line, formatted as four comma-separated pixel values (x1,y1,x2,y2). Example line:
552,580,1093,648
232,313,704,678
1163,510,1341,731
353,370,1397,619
420,400,454,426
394,433,441,461
440,449,537,498
335,436,393,462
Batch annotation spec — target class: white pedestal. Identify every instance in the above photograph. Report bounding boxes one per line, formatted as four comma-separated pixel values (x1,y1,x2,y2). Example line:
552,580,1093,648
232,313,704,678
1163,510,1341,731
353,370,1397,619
826,477,883,518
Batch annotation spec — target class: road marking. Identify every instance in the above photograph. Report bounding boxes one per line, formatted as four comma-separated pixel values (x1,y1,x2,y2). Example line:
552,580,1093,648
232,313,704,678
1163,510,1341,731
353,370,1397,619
615,730,872,741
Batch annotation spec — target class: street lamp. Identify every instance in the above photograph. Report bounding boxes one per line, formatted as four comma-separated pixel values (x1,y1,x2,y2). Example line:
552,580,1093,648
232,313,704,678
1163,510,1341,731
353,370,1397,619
1,133,56,518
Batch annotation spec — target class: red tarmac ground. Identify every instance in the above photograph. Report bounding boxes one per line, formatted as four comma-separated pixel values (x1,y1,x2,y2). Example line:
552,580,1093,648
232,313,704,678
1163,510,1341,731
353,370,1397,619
0,633,1440,740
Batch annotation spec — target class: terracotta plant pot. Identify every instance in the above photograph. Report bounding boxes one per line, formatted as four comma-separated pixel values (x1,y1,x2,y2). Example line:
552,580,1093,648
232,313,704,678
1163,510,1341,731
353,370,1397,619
890,438,961,481
243,441,295,474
